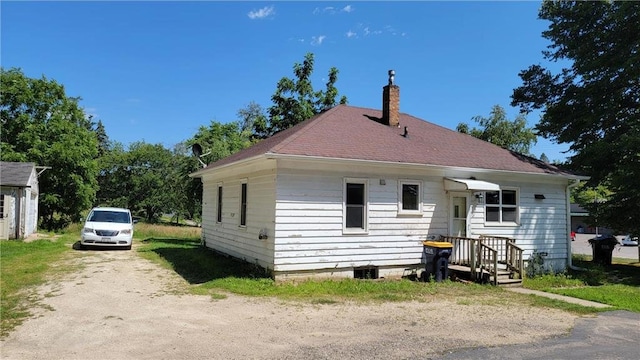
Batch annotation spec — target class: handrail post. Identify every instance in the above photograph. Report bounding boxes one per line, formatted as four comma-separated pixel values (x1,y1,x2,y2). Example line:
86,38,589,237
470,238,476,280
493,252,498,285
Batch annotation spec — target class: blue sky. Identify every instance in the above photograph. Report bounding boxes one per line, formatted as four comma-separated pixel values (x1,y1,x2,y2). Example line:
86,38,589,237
2,1,570,161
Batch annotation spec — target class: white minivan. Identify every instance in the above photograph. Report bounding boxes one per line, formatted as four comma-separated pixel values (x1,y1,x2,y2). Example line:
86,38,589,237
81,207,134,250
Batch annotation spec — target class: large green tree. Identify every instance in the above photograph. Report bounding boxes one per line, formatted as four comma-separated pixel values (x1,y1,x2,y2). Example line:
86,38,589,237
456,105,537,155
253,53,348,138
125,142,175,223
95,141,129,208
511,1,640,235
0,68,98,230
181,121,253,221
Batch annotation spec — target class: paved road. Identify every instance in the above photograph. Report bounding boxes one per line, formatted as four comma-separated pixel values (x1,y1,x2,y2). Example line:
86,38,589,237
572,234,639,261
440,310,640,360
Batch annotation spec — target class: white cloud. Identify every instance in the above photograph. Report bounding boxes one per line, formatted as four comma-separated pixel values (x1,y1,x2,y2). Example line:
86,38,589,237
311,35,326,46
346,30,357,38
315,6,353,15
248,5,275,20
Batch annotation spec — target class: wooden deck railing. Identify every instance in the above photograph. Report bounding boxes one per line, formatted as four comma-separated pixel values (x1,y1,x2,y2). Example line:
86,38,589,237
441,234,524,284
442,236,480,279
478,242,498,285
506,241,525,279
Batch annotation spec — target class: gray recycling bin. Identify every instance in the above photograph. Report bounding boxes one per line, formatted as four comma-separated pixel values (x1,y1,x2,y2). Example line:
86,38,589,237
588,235,619,266
422,241,453,282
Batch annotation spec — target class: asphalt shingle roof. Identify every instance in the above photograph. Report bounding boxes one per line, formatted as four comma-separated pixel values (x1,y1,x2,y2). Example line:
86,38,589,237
200,105,575,177
0,162,36,187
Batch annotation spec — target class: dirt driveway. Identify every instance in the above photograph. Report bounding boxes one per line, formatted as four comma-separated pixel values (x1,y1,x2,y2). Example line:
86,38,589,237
1,245,578,360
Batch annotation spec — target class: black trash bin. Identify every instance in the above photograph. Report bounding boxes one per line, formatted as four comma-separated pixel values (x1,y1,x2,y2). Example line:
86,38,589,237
422,241,453,282
588,235,619,266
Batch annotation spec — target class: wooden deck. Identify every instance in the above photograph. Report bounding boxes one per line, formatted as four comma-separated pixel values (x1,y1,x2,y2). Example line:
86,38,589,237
441,235,524,286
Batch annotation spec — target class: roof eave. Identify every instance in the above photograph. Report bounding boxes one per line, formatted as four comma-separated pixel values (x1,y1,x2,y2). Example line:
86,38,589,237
189,154,267,178
265,153,587,180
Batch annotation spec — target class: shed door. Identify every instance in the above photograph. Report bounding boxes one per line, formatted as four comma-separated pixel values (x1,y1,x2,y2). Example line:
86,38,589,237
450,194,468,237
0,195,13,240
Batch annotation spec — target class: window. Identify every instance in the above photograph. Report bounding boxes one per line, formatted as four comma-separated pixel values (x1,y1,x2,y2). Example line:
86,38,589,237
0,195,4,219
240,182,247,227
398,180,422,215
485,188,519,224
344,179,367,233
216,185,223,223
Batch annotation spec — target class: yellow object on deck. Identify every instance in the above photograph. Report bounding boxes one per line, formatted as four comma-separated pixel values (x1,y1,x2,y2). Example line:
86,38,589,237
422,241,453,248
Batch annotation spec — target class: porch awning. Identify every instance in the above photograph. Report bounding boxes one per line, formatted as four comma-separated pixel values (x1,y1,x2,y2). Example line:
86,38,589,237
444,178,500,192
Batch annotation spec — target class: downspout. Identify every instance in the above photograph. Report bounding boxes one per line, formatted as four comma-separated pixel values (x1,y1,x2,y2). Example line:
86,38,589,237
566,179,585,271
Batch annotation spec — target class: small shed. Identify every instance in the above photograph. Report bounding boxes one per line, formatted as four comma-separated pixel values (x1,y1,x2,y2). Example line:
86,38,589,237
0,162,41,239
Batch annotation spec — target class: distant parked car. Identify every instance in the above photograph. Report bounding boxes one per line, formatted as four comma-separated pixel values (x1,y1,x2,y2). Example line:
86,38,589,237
620,234,639,246
81,207,135,250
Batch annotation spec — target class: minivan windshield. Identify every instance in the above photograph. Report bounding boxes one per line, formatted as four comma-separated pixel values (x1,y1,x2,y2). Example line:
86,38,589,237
88,210,131,224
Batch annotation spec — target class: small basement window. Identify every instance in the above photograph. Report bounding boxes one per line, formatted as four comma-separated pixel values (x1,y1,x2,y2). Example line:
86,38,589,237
354,266,379,279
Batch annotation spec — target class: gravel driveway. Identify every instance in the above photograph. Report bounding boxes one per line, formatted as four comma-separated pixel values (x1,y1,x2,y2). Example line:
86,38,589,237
1,245,578,360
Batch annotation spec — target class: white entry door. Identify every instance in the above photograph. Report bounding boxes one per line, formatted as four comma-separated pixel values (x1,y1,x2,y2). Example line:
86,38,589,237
450,194,468,237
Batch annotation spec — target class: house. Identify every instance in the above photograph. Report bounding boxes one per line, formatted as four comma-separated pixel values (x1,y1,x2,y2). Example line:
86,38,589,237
570,203,611,235
0,162,43,239
191,71,585,281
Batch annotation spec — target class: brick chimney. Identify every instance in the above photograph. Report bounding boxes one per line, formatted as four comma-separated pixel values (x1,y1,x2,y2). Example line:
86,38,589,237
382,70,400,127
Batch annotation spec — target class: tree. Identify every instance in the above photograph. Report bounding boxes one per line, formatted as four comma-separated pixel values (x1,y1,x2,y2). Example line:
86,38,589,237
511,1,640,235
178,121,253,222
93,118,109,157
539,153,550,163
0,68,98,229
570,182,613,231
126,142,175,223
456,105,537,154
255,53,348,138
95,141,129,208
237,101,266,133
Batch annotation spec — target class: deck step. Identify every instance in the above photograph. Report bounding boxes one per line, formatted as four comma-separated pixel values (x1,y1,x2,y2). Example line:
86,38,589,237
494,278,523,287
448,264,522,287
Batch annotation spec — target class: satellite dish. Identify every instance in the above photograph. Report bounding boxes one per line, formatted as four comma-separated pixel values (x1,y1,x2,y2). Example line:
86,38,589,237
192,143,203,157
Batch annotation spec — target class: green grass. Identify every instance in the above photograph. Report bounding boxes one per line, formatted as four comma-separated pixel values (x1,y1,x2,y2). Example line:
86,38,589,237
135,236,604,315
137,236,507,302
0,233,78,337
523,255,640,312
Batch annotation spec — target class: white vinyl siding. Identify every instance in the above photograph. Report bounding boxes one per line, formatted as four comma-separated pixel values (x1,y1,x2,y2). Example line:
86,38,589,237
200,163,277,271
470,181,569,270
273,166,449,274
198,157,573,276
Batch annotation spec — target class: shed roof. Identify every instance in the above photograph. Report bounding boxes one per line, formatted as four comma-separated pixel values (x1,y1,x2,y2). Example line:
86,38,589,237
194,105,578,178
0,161,36,187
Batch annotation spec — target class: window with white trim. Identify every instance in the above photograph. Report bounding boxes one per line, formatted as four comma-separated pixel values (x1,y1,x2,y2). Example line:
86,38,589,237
216,185,223,223
485,188,519,224
240,181,247,227
344,179,368,233
398,180,422,215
